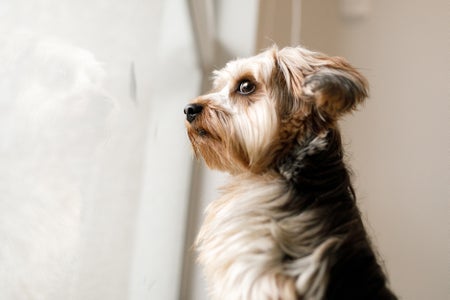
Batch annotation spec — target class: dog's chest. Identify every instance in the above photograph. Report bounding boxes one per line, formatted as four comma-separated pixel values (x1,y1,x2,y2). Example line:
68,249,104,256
196,176,300,300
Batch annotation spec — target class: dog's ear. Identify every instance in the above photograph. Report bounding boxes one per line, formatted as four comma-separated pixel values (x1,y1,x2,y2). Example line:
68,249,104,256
275,47,368,120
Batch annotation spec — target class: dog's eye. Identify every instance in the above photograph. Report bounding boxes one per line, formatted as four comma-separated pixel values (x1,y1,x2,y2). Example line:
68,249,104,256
237,80,256,95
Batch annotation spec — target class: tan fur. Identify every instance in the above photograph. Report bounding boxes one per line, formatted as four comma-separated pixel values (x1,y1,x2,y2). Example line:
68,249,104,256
196,174,337,300
183,46,395,300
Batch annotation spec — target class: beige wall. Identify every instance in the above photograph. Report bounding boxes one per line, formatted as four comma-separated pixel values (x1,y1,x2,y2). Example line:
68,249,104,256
188,0,449,299
301,0,450,299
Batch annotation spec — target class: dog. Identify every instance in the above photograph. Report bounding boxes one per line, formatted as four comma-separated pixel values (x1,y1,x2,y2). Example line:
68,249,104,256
184,46,397,300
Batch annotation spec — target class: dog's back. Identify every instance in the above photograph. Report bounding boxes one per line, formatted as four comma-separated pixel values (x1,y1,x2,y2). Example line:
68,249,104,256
280,129,397,300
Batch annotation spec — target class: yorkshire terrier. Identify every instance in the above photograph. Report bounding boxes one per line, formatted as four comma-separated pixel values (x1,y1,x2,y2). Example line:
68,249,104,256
184,46,397,300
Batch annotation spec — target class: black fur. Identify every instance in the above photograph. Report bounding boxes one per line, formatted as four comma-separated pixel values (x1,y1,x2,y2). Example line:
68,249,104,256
277,129,397,299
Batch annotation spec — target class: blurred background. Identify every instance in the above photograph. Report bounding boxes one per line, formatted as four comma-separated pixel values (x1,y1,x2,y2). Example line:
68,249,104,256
0,0,448,299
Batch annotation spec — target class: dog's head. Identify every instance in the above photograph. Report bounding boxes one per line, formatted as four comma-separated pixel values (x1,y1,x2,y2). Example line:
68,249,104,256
184,46,368,174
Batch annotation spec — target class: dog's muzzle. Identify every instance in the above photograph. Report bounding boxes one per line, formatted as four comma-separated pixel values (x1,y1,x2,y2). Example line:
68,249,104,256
184,103,203,123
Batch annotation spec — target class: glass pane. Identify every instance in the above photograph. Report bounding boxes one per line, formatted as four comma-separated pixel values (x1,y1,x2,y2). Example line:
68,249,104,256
0,0,199,299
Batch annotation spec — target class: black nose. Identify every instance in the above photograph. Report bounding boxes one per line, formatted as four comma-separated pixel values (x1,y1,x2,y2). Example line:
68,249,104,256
184,103,203,123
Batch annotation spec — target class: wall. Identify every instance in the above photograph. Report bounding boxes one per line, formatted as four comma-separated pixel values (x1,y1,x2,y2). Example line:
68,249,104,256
128,0,201,299
190,0,450,299
301,0,450,299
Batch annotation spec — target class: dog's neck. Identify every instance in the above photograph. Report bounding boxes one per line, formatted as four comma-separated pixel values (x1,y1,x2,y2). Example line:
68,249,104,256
276,129,354,210
198,128,396,300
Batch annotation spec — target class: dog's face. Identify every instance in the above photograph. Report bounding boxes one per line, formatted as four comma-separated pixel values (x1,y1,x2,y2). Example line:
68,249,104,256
184,46,368,174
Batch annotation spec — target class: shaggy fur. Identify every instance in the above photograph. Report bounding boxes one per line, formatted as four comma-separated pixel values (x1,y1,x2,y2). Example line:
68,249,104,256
184,46,397,300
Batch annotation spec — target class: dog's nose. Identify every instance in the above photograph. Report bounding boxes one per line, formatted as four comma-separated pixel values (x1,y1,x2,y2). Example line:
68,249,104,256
184,103,203,123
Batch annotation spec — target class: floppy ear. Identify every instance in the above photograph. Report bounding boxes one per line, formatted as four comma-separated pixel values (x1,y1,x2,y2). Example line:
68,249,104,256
302,60,368,118
276,47,368,120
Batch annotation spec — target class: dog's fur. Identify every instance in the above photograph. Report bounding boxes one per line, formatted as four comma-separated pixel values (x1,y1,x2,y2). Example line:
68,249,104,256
184,46,397,300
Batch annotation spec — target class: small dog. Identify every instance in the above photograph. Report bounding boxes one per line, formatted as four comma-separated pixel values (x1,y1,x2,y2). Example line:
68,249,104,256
184,46,397,300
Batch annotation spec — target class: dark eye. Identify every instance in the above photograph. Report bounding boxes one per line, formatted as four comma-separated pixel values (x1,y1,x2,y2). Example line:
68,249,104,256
237,80,256,95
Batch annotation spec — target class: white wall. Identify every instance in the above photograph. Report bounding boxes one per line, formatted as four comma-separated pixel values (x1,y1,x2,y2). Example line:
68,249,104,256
128,0,201,299
301,0,450,299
